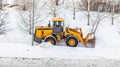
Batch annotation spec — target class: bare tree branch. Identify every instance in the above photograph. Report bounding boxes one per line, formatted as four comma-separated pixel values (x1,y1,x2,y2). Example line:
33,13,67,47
91,12,108,34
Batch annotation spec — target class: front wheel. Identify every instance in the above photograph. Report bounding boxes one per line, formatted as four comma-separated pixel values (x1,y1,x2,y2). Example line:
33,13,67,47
65,36,78,47
44,36,57,45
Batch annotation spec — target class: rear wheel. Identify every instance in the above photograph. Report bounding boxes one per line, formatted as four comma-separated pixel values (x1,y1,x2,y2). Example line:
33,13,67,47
34,34,42,43
34,38,42,43
65,36,78,47
44,36,57,45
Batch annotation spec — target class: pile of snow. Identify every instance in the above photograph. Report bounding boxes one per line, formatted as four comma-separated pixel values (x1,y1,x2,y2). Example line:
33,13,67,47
39,42,54,48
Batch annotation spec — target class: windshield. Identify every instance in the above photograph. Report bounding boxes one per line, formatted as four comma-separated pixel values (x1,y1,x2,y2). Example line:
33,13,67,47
53,22,64,27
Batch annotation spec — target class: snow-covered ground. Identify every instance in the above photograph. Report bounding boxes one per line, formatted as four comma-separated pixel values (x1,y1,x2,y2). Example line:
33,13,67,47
1,42,120,67
0,0,120,66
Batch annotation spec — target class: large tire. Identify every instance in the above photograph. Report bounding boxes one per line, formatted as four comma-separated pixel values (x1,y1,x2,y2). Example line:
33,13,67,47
34,34,42,43
44,36,57,45
65,36,78,47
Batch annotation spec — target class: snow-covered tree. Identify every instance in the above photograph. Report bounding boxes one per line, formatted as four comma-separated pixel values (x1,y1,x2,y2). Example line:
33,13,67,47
14,0,32,11
42,0,64,17
17,11,30,34
16,0,45,34
65,0,79,20
91,12,108,34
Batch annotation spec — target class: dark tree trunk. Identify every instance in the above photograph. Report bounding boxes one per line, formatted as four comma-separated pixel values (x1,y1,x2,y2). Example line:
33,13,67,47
54,8,56,17
56,0,59,6
73,6,75,20
0,0,2,10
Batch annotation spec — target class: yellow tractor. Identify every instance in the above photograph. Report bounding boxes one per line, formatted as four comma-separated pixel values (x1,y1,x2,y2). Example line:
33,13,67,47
34,17,95,48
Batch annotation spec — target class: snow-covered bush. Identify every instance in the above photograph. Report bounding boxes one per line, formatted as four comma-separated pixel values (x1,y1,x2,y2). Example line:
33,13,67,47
0,10,9,34
16,11,30,34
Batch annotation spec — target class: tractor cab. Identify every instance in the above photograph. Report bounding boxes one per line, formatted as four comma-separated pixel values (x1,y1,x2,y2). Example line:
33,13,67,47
51,17,64,34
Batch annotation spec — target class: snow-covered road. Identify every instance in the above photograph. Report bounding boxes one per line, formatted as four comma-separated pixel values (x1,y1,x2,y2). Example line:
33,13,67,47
0,42,120,67
0,42,120,59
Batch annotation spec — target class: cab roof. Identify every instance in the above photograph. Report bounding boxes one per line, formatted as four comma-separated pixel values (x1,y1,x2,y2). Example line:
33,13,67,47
52,17,64,22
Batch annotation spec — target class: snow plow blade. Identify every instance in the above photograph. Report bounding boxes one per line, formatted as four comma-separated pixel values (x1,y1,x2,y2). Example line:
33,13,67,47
86,37,95,48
